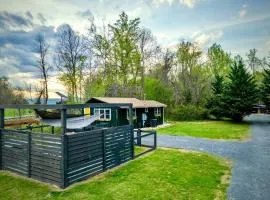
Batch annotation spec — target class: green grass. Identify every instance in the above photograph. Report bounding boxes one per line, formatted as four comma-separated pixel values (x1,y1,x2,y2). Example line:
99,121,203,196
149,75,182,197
134,146,150,156
4,109,34,118
158,120,250,140
7,124,62,135
0,149,231,200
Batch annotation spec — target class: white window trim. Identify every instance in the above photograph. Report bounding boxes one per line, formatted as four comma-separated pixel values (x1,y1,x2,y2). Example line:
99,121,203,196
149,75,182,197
154,107,161,116
94,108,111,121
126,109,137,119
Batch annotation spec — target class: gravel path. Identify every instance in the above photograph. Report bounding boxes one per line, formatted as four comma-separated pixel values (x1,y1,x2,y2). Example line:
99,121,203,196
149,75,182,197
154,114,270,200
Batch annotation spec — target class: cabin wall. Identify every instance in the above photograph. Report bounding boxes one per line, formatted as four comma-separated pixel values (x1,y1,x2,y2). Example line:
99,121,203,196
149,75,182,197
117,107,164,128
90,107,117,127
142,108,163,127
118,109,129,126
86,98,165,128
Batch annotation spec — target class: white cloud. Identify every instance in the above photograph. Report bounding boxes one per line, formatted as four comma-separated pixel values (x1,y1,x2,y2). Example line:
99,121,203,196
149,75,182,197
154,31,180,47
193,30,223,47
179,0,200,8
239,4,248,18
151,0,200,8
128,5,152,19
152,0,175,7
239,9,247,17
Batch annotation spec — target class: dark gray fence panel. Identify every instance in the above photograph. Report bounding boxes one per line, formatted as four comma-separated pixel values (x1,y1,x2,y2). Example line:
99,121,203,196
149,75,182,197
66,129,103,185
104,125,132,170
31,133,62,186
1,130,28,175
1,125,134,188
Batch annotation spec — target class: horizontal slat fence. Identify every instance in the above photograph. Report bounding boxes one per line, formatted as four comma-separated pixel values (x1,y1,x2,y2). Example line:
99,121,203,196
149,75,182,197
65,125,133,186
1,125,134,188
30,133,62,186
104,125,132,169
66,129,104,185
1,130,28,175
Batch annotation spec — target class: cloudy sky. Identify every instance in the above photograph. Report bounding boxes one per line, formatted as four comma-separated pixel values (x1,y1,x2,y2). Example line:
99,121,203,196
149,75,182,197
0,0,270,96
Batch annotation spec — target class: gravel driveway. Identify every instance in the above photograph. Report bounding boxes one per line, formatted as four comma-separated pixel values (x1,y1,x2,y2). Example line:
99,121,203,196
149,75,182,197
154,114,270,200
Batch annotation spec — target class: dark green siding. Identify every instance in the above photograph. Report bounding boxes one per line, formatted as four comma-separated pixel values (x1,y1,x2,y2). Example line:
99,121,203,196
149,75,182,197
118,109,129,126
136,108,163,128
117,107,164,128
86,98,164,128
90,107,118,127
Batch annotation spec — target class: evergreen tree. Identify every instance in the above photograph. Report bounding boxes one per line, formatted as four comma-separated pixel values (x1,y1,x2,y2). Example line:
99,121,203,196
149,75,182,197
261,67,270,109
222,57,258,122
207,74,224,119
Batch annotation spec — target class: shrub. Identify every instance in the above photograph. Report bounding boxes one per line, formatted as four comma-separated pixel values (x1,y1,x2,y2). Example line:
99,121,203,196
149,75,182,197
167,105,209,121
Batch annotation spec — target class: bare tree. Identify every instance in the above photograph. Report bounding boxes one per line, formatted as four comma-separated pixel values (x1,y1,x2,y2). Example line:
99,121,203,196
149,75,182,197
262,52,270,69
138,28,160,98
247,48,261,74
36,34,50,104
162,48,175,84
87,18,112,80
56,24,86,102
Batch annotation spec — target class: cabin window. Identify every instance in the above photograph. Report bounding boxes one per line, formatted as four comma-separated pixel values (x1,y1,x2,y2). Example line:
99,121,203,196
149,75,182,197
154,108,161,116
145,108,148,113
126,109,136,119
94,108,111,120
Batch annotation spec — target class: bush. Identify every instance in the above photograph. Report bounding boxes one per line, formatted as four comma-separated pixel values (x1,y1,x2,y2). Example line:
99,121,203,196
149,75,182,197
167,105,209,121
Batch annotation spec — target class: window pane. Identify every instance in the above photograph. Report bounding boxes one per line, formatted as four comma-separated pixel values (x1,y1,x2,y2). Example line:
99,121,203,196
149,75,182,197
106,114,110,119
106,109,110,114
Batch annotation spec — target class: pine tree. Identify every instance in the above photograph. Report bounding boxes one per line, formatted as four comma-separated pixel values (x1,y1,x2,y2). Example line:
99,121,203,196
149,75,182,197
207,74,224,119
261,67,270,109
222,57,258,122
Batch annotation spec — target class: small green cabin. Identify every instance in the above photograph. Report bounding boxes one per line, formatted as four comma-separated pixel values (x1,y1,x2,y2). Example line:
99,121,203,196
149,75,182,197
86,97,167,128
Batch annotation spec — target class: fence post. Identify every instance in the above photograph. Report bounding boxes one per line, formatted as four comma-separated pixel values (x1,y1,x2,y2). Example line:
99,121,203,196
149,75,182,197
0,108,4,170
61,134,68,188
137,129,141,146
51,126,54,134
131,125,134,159
102,129,106,171
61,109,67,135
28,131,32,177
153,131,157,149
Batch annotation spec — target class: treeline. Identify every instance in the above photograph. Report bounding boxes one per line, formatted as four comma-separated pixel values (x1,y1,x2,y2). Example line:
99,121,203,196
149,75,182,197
5,12,270,122
0,77,27,104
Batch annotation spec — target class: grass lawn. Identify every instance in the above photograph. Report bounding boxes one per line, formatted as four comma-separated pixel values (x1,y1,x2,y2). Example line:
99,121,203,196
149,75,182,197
0,148,231,200
157,121,250,140
134,145,151,156
4,109,34,118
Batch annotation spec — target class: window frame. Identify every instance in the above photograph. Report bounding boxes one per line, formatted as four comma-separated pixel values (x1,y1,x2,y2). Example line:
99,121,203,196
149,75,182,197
94,108,111,121
126,108,137,119
154,107,161,116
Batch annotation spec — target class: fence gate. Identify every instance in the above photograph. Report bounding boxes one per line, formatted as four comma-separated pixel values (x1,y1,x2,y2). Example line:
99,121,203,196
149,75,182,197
1,130,29,176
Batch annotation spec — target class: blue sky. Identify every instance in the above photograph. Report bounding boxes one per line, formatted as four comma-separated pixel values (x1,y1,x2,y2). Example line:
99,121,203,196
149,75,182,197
0,0,270,93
